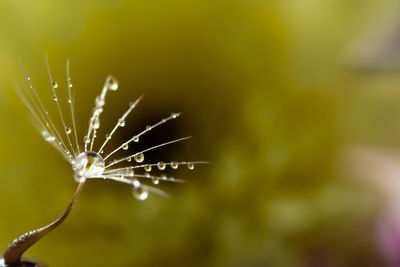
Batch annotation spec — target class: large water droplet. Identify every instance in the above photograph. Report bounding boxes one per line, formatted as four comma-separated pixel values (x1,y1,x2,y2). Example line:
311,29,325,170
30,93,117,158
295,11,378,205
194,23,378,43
122,143,129,150
132,185,148,201
171,161,178,169
134,153,144,163
157,161,166,170
73,151,105,181
108,77,118,91
65,127,72,134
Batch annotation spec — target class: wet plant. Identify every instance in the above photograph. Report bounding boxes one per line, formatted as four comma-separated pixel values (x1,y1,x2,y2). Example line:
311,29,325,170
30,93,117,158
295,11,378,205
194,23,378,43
1,57,206,266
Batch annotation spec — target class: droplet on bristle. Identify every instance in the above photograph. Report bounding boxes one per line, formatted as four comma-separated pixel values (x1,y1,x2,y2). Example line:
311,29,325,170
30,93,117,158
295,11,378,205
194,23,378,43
134,153,144,163
133,136,139,142
67,98,72,103
146,125,152,131
106,134,111,140
107,77,118,91
93,118,100,129
65,127,72,134
122,143,129,150
84,136,90,144
171,161,178,169
126,157,132,162
68,83,73,88
188,163,194,170
52,95,58,101
132,184,148,201
95,96,105,106
42,131,55,142
152,176,159,185
161,174,167,180
171,113,179,119
144,165,152,172
119,119,125,127
157,161,166,170
51,81,58,88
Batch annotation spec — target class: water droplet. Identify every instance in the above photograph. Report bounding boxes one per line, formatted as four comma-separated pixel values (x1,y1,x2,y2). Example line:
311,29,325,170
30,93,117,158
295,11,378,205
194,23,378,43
65,127,72,134
127,157,132,162
188,163,194,170
27,76,31,81
157,161,166,170
146,125,152,131
119,119,125,127
134,153,144,163
68,83,73,88
171,112,179,119
144,165,152,172
84,136,90,144
161,174,167,180
132,185,148,201
42,131,55,142
93,118,100,129
122,143,129,150
108,77,118,91
52,95,58,101
145,173,151,178
67,98,72,103
171,161,179,169
127,170,134,176
51,81,58,88
95,96,105,106
129,101,136,107
106,134,111,140
152,176,159,185
133,136,139,142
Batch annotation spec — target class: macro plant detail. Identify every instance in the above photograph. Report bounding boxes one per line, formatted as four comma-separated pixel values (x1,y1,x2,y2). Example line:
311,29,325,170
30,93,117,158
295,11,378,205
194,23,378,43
1,57,205,267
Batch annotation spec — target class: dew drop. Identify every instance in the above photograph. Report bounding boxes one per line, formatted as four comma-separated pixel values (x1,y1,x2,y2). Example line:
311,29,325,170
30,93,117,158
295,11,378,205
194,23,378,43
42,131,55,142
144,165,152,172
171,161,179,169
134,153,144,163
65,127,72,134
84,136,90,144
122,143,129,150
171,112,179,119
133,136,139,143
145,173,151,178
152,176,159,185
51,81,58,88
52,95,58,101
67,98,72,104
127,157,132,162
95,96,105,106
157,161,166,170
188,163,194,170
93,118,100,129
68,83,73,88
132,185,148,201
146,125,152,131
27,76,31,81
161,174,167,180
119,119,125,127
106,134,111,140
108,77,118,91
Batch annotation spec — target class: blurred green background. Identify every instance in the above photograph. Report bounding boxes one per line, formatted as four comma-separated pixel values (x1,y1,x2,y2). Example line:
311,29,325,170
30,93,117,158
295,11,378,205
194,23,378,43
2,0,400,266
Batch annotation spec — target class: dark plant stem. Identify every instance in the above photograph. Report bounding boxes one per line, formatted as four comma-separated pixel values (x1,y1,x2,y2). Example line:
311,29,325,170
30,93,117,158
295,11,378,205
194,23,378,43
3,181,86,265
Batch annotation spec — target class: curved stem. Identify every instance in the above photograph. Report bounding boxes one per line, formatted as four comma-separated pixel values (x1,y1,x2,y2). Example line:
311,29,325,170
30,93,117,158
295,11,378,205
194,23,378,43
3,181,86,265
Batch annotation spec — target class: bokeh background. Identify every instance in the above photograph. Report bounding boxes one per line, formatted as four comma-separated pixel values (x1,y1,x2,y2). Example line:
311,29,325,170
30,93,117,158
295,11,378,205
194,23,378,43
1,0,400,266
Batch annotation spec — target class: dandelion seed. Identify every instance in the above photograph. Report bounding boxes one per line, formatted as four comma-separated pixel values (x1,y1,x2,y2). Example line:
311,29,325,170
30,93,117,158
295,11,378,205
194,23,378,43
3,57,206,266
